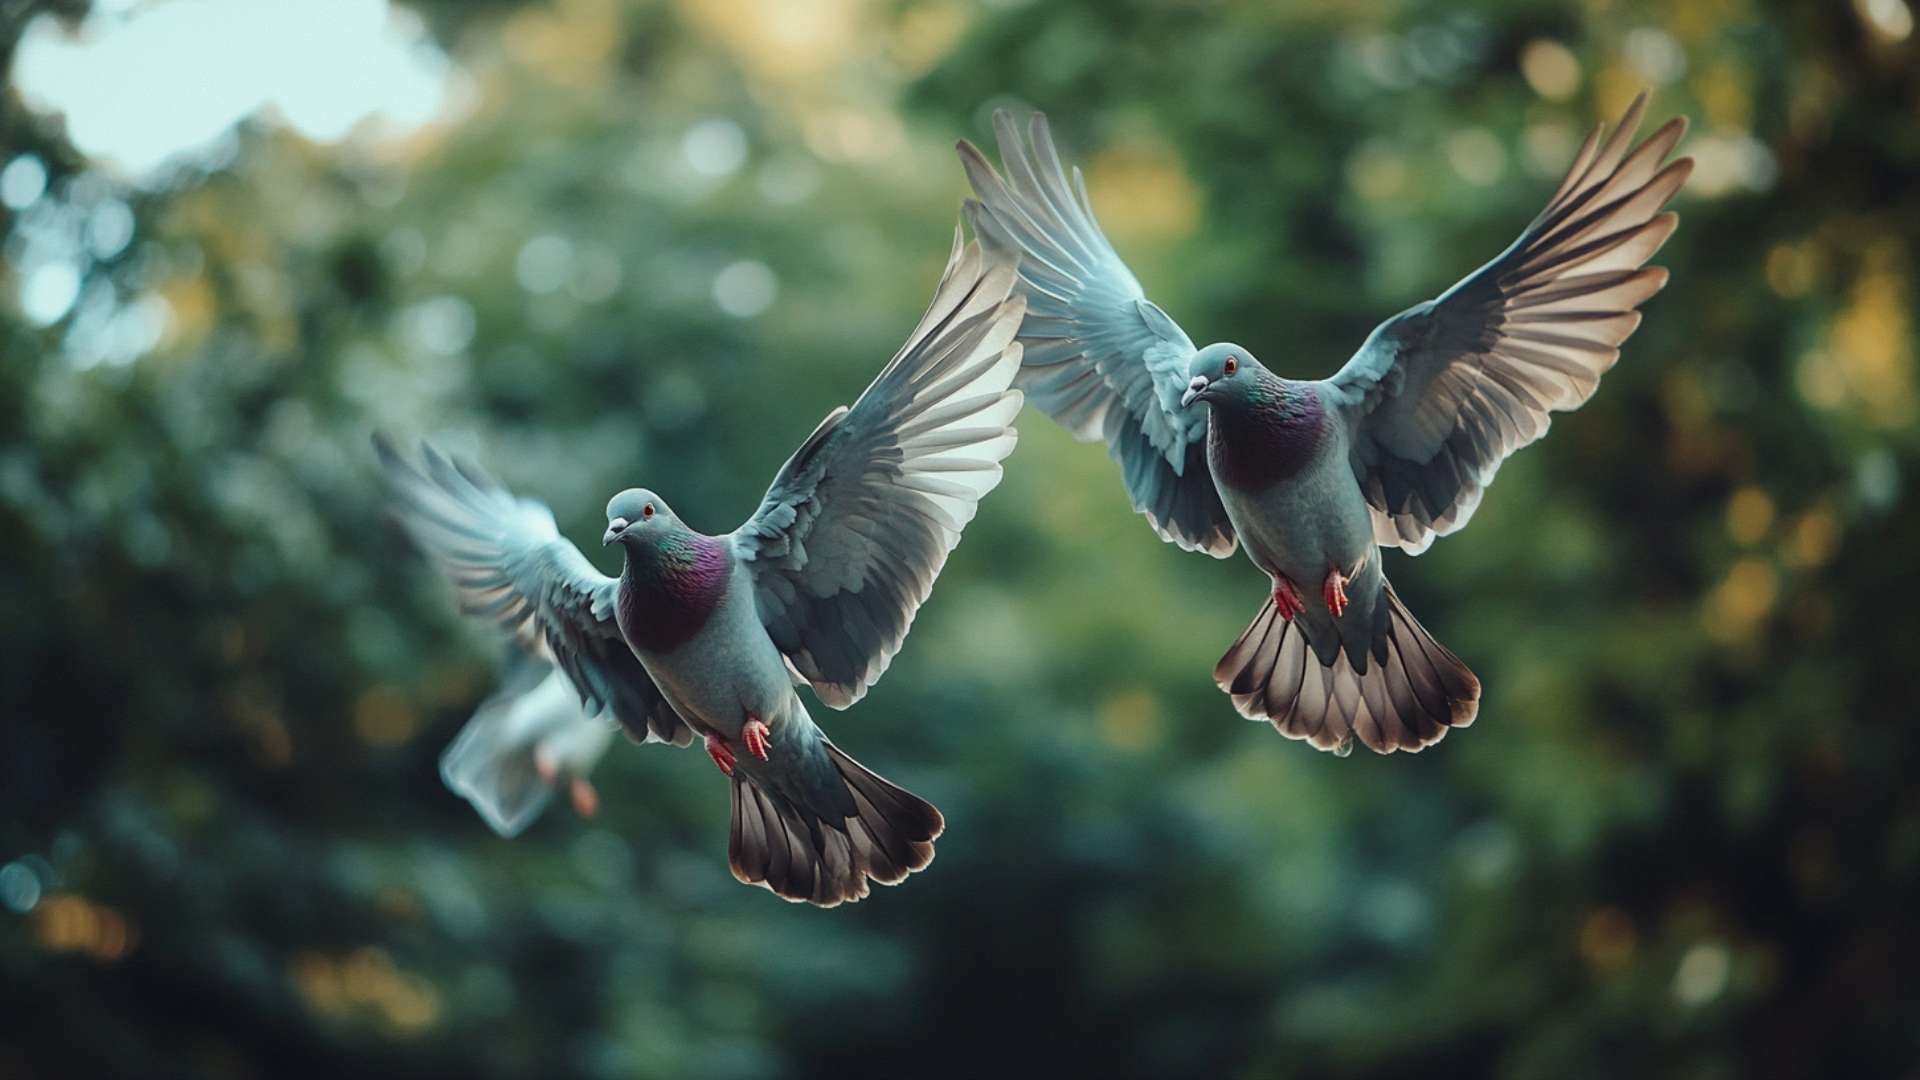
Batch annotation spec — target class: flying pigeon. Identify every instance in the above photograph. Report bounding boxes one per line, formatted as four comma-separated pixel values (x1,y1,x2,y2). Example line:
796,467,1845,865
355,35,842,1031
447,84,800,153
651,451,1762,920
440,659,614,838
958,94,1689,755
379,230,1026,905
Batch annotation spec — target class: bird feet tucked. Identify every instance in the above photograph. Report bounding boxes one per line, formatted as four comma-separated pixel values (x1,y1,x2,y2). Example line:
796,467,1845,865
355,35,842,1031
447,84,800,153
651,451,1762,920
704,733,737,777
535,750,601,818
1323,566,1350,619
567,778,600,818
1273,576,1307,622
742,715,772,762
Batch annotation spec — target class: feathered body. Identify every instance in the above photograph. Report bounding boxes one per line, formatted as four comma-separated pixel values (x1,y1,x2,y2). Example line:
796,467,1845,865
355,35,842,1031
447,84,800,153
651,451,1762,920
438,663,615,839
610,519,838,814
1203,373,1327,490
1204,370,1386,673
382,229,1027,905
962,95,1688,754
615,529,732,654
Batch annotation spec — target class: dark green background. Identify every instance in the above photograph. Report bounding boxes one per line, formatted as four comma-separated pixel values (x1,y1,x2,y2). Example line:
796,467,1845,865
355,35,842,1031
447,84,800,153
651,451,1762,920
3,1,1917,1076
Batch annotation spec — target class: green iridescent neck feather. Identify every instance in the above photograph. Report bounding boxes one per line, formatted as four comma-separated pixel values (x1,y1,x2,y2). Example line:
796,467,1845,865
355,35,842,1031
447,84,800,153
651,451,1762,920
1207,375,1328,490
618,531,731,653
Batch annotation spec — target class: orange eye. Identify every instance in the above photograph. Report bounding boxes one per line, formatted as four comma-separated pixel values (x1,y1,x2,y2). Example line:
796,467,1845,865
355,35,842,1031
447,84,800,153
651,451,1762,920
642,504,655,519
1223,356,1238,376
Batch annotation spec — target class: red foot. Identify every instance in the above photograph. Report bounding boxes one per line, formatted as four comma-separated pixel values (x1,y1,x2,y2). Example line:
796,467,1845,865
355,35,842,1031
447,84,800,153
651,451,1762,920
568,777,600,818
704,733,736,776
1323,567,1350,619
742,716,772,762
1273,576,1307,622
533,749,558,784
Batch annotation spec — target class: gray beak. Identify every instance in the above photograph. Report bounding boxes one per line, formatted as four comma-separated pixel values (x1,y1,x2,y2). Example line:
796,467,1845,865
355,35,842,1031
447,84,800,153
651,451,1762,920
1180,375,1209,408
602,518,629,546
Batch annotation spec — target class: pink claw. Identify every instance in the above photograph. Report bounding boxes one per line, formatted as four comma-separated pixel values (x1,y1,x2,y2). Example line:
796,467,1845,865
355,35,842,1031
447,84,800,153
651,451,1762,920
569,777,600,818
704,733,736,777
742,716,772,762
1323,567,1350,619
1273,576,1307,622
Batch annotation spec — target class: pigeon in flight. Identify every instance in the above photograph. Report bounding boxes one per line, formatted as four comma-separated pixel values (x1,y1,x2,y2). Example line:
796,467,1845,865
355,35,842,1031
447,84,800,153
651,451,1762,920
439,659,614,838
959,94,1689,755
380,230,1026,904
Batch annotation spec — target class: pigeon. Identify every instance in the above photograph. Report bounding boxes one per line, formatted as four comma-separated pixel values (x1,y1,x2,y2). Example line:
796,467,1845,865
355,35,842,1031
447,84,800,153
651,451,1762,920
379,229,1026,905
439,659,614,838
958,94,1689,755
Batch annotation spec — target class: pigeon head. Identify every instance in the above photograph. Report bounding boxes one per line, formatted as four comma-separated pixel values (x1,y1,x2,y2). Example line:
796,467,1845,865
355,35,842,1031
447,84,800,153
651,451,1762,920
602,488,680,547
1180,343,1266,409
603,486,731,640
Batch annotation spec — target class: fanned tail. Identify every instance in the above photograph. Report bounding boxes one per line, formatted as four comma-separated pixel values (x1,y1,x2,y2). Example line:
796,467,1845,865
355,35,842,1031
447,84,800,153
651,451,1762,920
728,741,943,907
1213,579,1479,755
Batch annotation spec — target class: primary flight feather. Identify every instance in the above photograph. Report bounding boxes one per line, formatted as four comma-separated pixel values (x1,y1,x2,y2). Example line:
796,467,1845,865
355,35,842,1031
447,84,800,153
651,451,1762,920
959,94,1689,755
381,229,1025,905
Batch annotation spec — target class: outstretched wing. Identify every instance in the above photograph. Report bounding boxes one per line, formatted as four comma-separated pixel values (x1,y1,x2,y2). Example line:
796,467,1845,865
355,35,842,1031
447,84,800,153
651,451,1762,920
732,230,1025,709
377,436,692,747
1328,93,1691,554
958,111,1234,557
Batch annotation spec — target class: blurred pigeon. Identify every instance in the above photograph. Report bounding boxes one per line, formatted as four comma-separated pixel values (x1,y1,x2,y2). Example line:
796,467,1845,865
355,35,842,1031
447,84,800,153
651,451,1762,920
439,658,613,838
960,95,1689,754
380,229,1025,905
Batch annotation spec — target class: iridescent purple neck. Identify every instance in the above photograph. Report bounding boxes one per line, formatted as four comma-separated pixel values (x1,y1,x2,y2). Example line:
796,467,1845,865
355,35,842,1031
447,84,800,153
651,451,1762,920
617,531,731,653
1206,375,1327,490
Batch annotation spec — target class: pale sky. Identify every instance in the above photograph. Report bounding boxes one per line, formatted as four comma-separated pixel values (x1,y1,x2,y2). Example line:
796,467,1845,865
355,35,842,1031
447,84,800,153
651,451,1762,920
10,0,455,182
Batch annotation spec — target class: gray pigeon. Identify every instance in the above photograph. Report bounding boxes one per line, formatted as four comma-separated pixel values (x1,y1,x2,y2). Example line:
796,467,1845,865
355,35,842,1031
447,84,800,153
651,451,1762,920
380,230,1026,905
439,660,613,838
959,94,1689,755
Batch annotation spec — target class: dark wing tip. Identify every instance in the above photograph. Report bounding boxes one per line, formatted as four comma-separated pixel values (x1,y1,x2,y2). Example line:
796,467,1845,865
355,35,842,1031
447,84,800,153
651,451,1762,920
1650,113,1690,148
1617,88,1651,126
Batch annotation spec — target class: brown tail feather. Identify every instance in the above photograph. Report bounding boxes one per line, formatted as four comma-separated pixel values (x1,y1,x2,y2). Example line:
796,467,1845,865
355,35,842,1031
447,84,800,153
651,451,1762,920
728,741,943,907
1213,578,1479,755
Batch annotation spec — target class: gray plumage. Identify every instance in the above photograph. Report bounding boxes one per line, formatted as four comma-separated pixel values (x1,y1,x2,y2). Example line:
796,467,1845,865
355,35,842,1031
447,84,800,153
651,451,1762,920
382,230,1026,905
439,661,612,838
956,113,1232,557
961,95,1689,754
377,439,695,750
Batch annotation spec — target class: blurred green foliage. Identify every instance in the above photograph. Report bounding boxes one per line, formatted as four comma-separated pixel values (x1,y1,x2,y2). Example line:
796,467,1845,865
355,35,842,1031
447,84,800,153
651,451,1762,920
3,0,1919,1077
